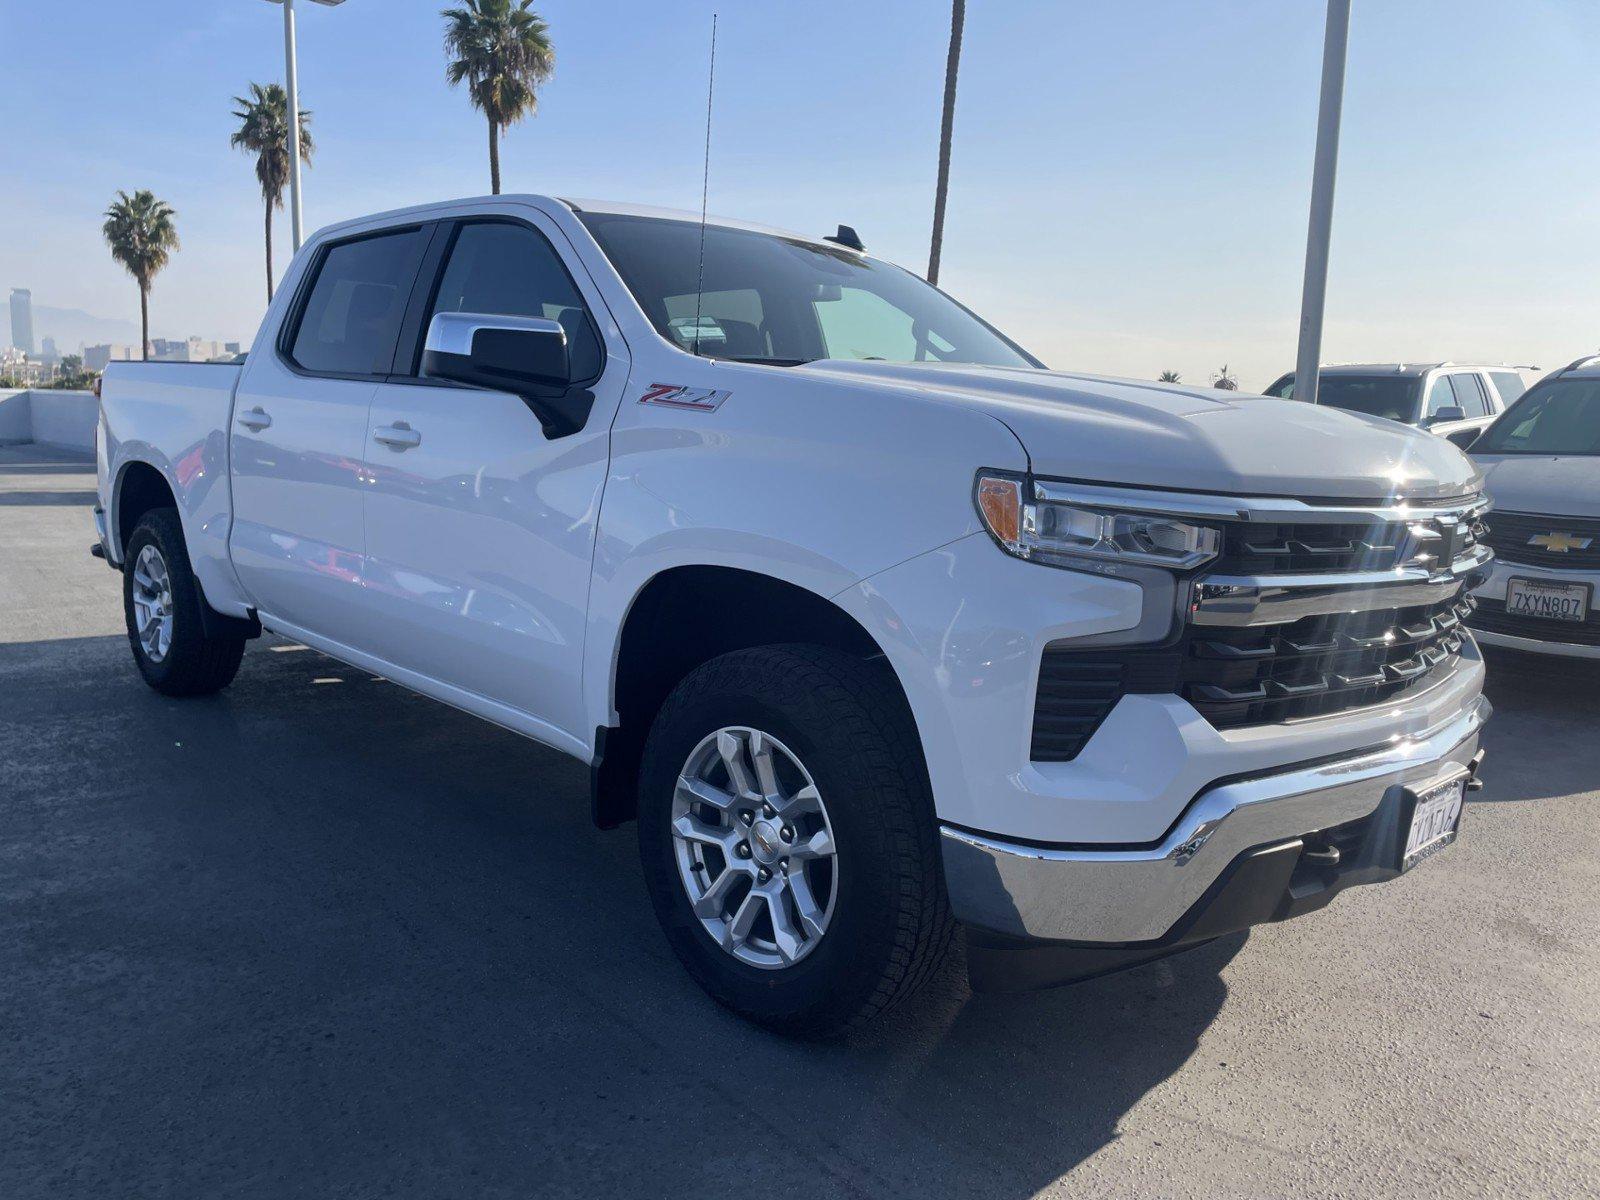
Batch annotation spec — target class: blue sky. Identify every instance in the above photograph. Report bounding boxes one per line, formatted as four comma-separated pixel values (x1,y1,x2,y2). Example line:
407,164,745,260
3,0,1597,388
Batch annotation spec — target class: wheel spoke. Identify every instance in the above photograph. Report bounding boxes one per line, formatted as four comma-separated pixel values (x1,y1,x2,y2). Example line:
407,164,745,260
722,889,763,951
787,870,827,939
676,773,738,813
692,864,745,918
673,812,732,850
717,730,758,801
747,731,783,803
761,880,804,962
788,828,835,861
775,782,822,819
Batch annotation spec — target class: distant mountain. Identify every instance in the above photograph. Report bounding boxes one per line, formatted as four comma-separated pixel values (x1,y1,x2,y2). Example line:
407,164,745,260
30,305,143,352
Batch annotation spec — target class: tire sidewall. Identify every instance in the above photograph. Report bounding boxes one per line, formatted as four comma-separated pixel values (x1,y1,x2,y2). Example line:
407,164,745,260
639,665,911,1028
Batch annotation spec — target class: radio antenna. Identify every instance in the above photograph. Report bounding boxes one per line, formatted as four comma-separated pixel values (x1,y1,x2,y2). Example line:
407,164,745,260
691,13,718,356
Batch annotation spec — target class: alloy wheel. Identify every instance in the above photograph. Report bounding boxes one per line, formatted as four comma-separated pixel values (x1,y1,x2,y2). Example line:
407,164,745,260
131,544,174,664
670,726,839,969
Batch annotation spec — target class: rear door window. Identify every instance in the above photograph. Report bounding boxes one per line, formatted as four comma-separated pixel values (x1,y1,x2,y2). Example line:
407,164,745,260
288,228,429,376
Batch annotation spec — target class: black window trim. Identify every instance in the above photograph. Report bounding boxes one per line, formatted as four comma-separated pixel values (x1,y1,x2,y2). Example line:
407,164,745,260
387,214,608,389
275,221,438,383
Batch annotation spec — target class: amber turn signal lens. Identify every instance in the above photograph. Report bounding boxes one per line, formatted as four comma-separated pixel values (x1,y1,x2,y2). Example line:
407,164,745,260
976,474,1023,551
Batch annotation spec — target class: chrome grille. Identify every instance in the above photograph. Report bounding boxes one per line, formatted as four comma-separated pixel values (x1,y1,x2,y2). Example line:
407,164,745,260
1028,490,1491,761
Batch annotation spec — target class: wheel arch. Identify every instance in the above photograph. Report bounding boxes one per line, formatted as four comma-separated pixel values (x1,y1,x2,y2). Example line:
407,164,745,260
112,457,179,562
590,564,922,829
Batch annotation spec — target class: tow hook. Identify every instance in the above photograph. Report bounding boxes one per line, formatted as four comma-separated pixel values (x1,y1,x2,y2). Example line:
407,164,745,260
1466,749,1486,792
1300,836,1341,868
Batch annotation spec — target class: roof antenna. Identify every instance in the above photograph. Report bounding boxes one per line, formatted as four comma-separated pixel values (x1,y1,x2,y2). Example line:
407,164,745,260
691,13,718,357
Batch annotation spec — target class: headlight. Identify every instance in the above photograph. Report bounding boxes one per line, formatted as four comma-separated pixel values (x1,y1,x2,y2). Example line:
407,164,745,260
974,472,1220,569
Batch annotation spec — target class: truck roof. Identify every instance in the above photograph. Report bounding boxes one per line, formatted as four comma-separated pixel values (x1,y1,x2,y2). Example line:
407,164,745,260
309,194,849,256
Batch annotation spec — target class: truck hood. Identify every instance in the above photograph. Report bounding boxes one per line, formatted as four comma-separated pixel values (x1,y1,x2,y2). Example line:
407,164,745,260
800,361,1482,501
1473,454,1600,518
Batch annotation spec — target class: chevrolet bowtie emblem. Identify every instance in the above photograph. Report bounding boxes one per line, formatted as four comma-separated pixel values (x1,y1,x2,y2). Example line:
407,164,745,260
1528,531,1594,553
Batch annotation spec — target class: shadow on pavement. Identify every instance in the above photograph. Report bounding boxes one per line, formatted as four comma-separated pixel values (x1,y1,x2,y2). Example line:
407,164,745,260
1476,646,1600,805
0,633,1239,1199
0,490,100,506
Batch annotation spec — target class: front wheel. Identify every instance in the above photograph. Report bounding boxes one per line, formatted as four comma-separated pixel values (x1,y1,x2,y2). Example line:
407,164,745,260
122,508,246,697
638,645,952,1035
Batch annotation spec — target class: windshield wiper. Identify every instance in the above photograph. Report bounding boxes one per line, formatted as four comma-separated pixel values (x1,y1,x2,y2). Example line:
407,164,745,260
712,355,813,367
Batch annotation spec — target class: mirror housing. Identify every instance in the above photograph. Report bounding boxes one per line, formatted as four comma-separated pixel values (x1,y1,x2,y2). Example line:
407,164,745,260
421,312,590,437
1424,405,1466,427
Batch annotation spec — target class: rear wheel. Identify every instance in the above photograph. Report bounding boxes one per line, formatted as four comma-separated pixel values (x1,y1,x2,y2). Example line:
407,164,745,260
638,645,952,1035
122,508,245,697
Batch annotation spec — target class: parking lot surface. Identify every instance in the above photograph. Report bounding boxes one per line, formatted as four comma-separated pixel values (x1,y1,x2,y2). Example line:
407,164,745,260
3,444,1598,1199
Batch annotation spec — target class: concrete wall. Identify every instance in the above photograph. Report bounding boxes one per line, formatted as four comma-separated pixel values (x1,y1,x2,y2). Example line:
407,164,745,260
0,389,96,454
0,389,32,443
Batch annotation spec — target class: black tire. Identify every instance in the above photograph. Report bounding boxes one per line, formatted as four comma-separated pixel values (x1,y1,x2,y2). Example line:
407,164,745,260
122,507,246,697
638,645,953,1036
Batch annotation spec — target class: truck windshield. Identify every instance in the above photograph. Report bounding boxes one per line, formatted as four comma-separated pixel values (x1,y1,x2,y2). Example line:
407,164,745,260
1265,373,1421,423
1474,378,1600,455
577,212,1039,369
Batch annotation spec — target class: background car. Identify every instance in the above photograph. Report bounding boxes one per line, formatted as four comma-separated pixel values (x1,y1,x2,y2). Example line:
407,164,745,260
1264,363,1540,449
1467,355,1600,660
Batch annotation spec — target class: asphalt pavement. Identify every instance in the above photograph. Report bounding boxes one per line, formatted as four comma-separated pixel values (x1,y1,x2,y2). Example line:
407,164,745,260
2,443,1597,1199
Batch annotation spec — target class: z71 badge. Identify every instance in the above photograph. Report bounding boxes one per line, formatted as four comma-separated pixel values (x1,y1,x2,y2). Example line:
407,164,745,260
637,383,731,412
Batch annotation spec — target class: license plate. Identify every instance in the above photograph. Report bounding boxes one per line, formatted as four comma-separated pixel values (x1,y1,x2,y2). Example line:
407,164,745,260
1401,773,1467,872
1505,577,1591,623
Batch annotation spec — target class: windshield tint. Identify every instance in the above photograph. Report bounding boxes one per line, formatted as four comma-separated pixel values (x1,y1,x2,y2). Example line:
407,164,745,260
578,212,1038,368
1475,378,1600,455
1288,375,1421,422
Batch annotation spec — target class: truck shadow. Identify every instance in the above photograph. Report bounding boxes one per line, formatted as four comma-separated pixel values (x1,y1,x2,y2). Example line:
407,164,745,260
0,632,1235,1199
1476,647,1600,805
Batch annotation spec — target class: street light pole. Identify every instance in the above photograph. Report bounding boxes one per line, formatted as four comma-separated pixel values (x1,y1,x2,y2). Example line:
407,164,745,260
282,0,305,252
267,0,345,255
1294,0,1351,406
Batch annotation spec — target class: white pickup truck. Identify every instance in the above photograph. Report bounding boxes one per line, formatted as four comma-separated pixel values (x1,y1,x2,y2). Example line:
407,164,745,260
95,195,1492,1034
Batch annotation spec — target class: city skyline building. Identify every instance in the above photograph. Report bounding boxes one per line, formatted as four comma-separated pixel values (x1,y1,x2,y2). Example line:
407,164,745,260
10,289,35,356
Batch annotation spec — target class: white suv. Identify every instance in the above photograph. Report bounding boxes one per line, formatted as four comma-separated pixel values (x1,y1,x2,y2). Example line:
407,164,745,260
1264,364,1540,449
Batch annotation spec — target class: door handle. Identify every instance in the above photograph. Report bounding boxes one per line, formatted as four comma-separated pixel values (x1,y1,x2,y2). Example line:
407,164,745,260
236,406,272,432
373,422,422,450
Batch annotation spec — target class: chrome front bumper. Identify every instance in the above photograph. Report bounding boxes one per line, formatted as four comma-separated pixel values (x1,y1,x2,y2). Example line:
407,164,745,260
941,693,1491,944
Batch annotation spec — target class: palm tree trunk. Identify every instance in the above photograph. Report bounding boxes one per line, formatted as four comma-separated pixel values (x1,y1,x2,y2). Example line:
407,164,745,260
488,118,501,195
265,199,275,303
927,0,966,286
139,285,149,362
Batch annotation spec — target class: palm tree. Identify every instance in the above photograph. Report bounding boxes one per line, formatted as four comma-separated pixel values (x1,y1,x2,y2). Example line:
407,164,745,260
102,190,179,362
231,82,313,303
927,0,966,286
1158,370,1182,383
442,0,556,195
1212,365,1240,391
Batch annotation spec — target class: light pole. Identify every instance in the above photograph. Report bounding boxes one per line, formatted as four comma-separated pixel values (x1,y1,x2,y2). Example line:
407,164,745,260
266,0,345,254
1294,0,1351,406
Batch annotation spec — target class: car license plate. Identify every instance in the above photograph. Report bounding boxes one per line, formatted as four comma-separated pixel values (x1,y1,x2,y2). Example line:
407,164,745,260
1505,577,1590,623
1401,772,1467,872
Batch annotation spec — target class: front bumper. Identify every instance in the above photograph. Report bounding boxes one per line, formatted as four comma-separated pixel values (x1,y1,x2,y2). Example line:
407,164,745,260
941,693,1490,959
1469,556,1600,660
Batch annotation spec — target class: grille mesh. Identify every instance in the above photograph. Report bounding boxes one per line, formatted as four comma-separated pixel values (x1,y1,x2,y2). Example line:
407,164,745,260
1480,512,1600,570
